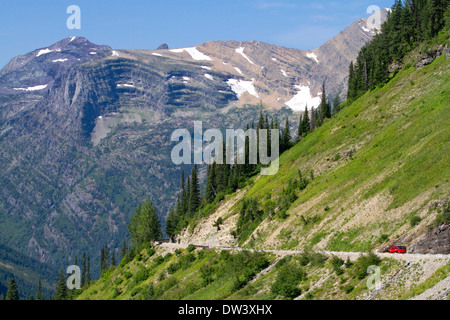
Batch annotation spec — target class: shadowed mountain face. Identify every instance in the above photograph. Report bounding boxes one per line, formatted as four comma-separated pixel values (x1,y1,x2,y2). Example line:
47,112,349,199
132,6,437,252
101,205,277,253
0,11,387,274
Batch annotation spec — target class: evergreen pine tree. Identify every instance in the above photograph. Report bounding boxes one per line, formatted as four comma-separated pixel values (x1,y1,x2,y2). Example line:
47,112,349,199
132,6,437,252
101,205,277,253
319,81,331,121
348,61,356,101
310,107,317,131
81,253,86,287
54,269,68,300
301,106,311,136
128,199,162,245
185,176,191,218
86,256,91,285
111,250,116,267
332,94,341,115
168,206,180,238
281,117,292,152
6,278,19,300
189,165,201,217
36,279,44,300
297,113,303,140
120,240,128,262
205,163,216,203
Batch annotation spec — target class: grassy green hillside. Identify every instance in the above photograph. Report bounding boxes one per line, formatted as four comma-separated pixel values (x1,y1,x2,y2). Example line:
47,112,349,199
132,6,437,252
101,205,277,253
236,54,449,252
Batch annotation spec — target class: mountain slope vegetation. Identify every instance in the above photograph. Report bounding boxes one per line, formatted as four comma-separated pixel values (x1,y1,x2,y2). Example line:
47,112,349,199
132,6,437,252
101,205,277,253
76,51,449,301
235,54,449,252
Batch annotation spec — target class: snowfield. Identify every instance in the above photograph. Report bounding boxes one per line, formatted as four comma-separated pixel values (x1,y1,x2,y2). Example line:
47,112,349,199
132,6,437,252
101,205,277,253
117,83,135,88
170,47,212,61
234,67,243,75
14,84,48,92
286,85,321,111
307,52,319,64
227,78,259,98
36,49,54,57
235,47,255,65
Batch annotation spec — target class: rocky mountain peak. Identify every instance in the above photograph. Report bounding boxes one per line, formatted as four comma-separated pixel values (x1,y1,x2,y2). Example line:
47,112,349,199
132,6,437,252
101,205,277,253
0,37,111,95
157,43,169,50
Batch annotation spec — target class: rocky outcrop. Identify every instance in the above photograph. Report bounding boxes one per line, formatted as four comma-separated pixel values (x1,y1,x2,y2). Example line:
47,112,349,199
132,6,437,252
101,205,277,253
409,224,450,254
415,45,445,69
157,43,169,50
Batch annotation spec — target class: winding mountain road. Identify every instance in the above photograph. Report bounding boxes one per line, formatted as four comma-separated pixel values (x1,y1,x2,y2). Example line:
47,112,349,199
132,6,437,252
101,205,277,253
160,242,450,263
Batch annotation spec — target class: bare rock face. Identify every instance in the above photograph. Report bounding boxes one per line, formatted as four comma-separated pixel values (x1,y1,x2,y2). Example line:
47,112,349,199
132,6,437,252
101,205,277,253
409,224,450,254
445,47,450,59
415,45,445,69
157,43,169,50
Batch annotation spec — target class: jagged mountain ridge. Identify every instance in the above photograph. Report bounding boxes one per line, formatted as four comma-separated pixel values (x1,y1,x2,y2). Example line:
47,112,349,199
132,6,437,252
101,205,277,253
121,9,389,111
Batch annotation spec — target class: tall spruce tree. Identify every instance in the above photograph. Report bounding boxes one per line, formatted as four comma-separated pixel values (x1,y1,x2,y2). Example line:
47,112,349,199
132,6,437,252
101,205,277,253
281,117,292,152
81,253,86,287
120,240,128,262
54,269,68,300
205,163,216,203
332,94,341,115
86,256,91,285
319,81,331,121
6,278,19,300
128,198,162,245
298,113,303,140
301,105,310,138
36,279,44,300
189,165,201,217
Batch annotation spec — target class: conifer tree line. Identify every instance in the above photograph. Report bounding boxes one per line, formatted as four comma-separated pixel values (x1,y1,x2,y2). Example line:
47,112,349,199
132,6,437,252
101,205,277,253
166,95,340,238
348,0,450,101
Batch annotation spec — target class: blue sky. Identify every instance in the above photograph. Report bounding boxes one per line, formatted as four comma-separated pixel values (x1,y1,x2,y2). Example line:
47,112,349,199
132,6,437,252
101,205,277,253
0,0,394,68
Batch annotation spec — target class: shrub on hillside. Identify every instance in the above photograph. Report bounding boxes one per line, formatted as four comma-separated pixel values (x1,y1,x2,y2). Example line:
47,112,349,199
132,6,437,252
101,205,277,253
271,264,306,299
352,252,382,280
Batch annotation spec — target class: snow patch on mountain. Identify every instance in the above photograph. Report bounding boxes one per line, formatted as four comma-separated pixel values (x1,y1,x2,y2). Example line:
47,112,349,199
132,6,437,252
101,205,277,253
286,85,321,111
235,47,255,65
14,84,48,92
36,49,54,57
227,79,259,98
280,69,288,77
112,51,120,57
117,83,135,88
170,47,212,61
52,58,68,63
204,74,214,81
234,67,243,75
307,52,319,64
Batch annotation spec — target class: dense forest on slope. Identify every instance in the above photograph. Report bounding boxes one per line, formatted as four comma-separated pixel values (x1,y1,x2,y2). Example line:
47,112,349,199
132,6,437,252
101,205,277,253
348,0,450,101
0,243,57,299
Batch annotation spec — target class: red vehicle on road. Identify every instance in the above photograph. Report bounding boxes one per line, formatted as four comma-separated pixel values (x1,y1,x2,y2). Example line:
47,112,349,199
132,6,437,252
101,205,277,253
388,246,407,254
